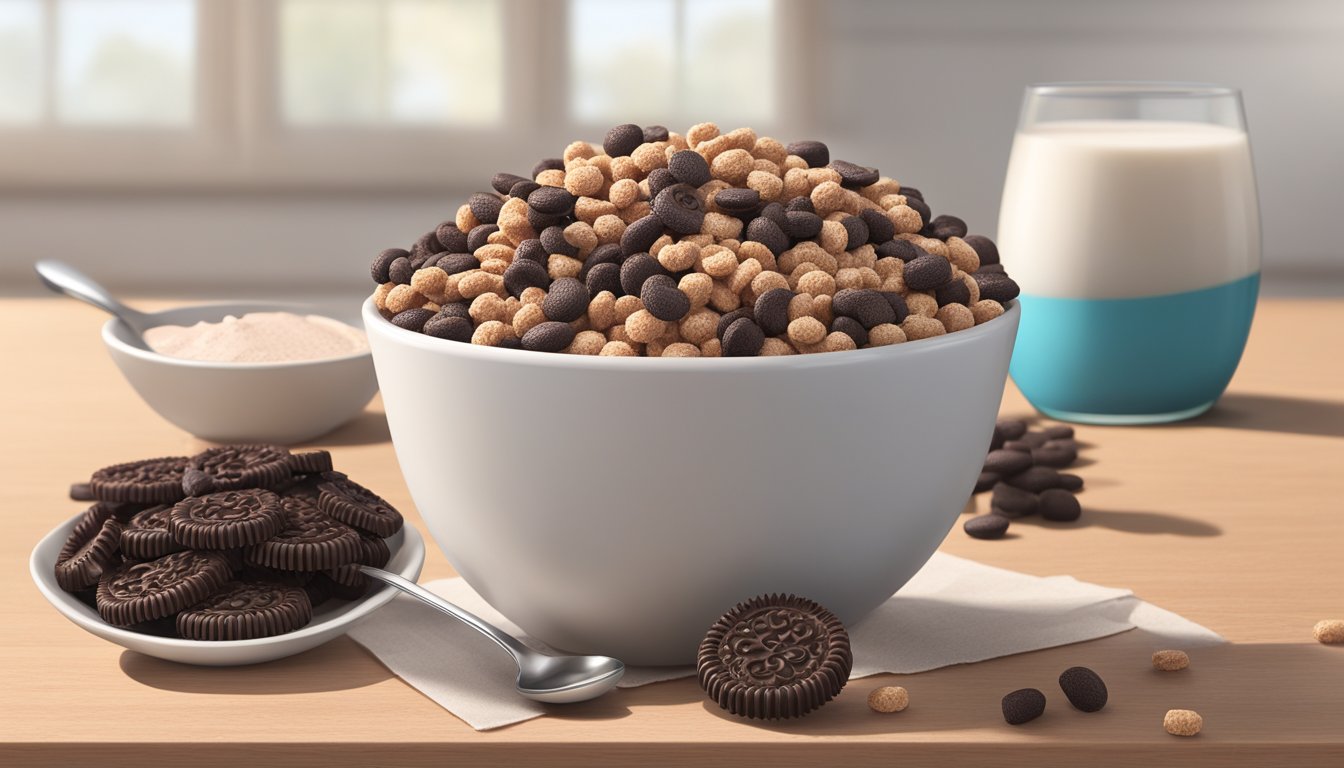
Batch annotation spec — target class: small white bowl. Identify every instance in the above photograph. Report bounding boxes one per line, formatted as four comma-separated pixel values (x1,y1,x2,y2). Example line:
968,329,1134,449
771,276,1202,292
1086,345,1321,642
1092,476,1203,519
366,296,1020,665
102,302,378,444
31,510,425,666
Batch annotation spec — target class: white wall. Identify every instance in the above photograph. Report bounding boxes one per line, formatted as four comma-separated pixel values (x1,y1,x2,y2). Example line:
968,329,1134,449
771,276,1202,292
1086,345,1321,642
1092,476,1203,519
2,0,1341,295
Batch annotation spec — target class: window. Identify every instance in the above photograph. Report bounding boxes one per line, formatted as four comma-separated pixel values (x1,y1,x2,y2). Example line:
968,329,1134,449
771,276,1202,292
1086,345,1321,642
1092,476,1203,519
567,0,776,127
278,0,503,126
0,0,808,189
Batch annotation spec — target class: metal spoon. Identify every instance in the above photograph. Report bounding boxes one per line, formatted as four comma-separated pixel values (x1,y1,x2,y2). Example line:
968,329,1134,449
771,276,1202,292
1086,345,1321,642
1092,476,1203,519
35,260,157,349
359,566,625,703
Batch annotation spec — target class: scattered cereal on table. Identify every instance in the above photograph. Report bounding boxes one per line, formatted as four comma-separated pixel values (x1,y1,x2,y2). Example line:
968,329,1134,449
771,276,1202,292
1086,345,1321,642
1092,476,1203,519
1152,649,1190,671
1164,709,1203,736
867,685,910,713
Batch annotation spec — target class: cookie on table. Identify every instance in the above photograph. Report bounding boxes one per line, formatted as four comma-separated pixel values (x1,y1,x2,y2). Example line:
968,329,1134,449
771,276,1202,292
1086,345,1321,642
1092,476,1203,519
176,581,314,641
89,456,190,504
55,504,124,592
317,478,404,537
169,489,285,550
96,550,233,627
187,445,293,493
245,493,362,572
698,593,853,720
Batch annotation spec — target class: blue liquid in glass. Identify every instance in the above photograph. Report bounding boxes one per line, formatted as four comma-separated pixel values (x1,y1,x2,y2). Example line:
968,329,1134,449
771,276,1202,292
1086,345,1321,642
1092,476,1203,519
1009,273,1259,424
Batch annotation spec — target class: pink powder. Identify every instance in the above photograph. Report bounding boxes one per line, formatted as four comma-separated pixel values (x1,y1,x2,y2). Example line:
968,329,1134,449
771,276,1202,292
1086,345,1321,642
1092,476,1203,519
144,312,369,363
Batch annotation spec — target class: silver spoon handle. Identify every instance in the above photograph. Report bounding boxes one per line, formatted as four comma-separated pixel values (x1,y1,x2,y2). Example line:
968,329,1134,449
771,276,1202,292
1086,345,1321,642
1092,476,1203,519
34,260,155,335
359,565,532,663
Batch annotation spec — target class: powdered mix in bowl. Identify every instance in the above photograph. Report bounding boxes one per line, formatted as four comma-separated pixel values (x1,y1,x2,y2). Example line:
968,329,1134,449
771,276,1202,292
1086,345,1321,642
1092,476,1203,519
144,312,368,363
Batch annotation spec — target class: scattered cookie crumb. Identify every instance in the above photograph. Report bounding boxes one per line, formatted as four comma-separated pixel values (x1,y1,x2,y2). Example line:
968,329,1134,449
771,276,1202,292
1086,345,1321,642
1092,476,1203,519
867,685,909,713
1314,619,1344,644
1152,649,1190,671
1163,709,1202,736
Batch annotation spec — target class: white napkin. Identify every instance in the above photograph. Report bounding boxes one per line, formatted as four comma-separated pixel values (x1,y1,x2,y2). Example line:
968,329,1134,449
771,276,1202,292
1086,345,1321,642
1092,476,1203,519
347,553,1223,731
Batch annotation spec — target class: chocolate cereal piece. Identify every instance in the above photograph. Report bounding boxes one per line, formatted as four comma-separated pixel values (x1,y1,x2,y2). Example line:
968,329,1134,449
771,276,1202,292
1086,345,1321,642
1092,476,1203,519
1002,688,1046,725
1004,466,1064,493
288,450,333,475
974,471,1000,494
181,467,216,497
904,253,953,291
189,444,292,492
1058,666,1108,712
542,277,589,323
721,317,765,357
89,456,189,504
170,489,286,550
1039,489,1082,522
317,478,404,537
991,483,1040,518
640,276,691,322
698,594,852,720
963,234,1000,265
69,482,96,502
828,160,879,189
785,140,829,168
522,321,576,353
753,288,794,337
96,550,233,627
176,582,313,641
964,514,1010,540
668,150,711,187
652,183,705,235
55,509,124,592
984,449,1033,476
120,504,186,560
246,493,362,571
603,123,644,158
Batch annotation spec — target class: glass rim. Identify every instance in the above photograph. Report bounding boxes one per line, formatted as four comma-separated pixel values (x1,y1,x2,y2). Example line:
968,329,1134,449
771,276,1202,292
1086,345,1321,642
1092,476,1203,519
1027,81,1240,99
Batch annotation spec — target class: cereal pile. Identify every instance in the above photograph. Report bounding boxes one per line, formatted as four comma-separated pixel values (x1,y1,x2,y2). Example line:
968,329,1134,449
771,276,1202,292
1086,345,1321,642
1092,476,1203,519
964,419,1087,540
54,446,403,641
368,122,1019,356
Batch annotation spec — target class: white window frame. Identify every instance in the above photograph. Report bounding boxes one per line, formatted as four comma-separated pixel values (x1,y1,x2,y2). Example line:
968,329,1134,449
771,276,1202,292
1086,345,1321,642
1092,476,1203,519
0,0,819,191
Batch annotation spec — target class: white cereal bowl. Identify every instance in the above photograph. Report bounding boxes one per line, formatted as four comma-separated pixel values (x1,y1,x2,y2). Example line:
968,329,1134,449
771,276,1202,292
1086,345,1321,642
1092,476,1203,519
365,297,1020,665
102,302,378,445
31,511,425,666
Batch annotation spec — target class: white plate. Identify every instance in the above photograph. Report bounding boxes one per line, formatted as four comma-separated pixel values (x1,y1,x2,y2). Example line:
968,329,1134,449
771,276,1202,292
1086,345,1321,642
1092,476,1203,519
30,510,425,666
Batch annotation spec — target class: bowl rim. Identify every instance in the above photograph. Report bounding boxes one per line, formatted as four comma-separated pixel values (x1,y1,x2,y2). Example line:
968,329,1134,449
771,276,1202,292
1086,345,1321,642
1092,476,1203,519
102,300,373,371
363,295,1019,371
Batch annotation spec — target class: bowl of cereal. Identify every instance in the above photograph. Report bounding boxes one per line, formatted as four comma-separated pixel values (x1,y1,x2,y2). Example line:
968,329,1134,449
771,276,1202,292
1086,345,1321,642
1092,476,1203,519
363,123,1021,665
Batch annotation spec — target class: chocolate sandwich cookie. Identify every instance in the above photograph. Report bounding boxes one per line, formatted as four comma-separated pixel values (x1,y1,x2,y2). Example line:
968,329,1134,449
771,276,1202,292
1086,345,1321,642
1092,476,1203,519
188,444,293,491
169,489,285,550
69,482,95,501
120,504,186,560
246,493,362,571
288,450,333,475
698,594,853,720
317,478,404,537
240,562,313,588
55,506,124,592
176,582,314,641
304,574,334,608
319,564,370,600
89,456,190,504
96,550,233,627
356,533,391,569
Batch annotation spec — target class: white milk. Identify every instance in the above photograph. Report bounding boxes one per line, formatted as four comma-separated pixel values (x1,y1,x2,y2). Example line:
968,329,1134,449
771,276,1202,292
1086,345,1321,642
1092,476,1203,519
998,120,1260,299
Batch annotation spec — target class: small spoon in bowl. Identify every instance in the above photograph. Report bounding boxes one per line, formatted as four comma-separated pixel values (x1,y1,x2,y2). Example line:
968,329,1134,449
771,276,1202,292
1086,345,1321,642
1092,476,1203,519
35,260,157,349
359,566,625,703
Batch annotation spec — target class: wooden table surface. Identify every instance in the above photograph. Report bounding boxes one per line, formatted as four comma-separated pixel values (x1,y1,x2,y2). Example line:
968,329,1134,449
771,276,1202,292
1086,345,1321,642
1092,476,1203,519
2,296,1341,767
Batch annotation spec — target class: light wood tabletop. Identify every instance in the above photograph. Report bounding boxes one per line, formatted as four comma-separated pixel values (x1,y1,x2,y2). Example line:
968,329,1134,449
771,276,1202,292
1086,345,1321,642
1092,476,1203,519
1,296,1341,767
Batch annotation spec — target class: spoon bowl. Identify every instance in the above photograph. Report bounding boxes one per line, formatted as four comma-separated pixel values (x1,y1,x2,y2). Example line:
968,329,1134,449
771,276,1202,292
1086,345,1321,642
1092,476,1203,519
516,653,626,704
360,566,625,704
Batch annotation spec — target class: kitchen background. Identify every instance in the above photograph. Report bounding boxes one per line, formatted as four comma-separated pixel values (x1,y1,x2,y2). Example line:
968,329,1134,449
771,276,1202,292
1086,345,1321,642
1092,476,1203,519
1,0,1340,296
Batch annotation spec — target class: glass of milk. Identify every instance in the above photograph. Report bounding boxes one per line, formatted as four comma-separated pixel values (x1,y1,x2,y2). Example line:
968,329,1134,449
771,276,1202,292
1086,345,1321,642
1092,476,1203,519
1000,82,1260,424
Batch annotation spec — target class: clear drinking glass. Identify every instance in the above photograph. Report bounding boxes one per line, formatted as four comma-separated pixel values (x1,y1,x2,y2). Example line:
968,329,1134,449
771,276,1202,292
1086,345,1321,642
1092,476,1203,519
1000,82,1260,425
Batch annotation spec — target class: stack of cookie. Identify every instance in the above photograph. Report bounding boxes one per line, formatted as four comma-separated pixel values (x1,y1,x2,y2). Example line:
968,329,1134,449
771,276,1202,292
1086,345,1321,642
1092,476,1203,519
54,445,403,641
